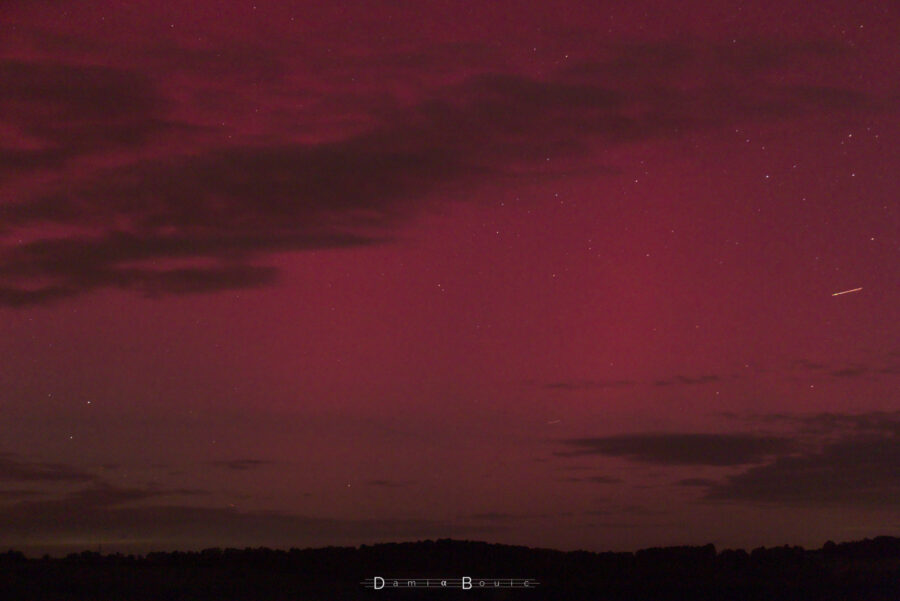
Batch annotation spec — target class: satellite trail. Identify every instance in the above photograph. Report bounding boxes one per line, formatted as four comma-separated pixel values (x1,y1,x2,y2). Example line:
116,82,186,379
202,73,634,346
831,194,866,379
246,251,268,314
832,287,863,297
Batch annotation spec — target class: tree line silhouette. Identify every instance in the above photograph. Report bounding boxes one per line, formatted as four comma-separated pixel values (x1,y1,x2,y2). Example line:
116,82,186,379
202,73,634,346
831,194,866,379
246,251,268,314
1,536,899,599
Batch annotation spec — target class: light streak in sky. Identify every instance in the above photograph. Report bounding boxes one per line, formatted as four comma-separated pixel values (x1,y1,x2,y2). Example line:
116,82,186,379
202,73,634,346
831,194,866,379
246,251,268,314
832,287,863,297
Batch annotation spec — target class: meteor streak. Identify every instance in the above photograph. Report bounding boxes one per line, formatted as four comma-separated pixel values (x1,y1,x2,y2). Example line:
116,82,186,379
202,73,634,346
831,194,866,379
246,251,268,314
832,287,862,297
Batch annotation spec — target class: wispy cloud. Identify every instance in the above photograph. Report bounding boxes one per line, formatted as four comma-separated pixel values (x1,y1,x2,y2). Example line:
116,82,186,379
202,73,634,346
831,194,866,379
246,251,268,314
0,35,876,305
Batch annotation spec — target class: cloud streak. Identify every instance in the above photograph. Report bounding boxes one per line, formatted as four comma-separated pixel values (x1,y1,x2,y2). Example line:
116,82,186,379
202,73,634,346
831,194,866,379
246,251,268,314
0,454,490,549
0,481,500,549
557,433,794,466
0,453,97,484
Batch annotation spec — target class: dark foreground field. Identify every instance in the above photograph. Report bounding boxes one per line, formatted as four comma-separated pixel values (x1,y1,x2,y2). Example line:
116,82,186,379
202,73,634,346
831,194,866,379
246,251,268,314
2,537,899,600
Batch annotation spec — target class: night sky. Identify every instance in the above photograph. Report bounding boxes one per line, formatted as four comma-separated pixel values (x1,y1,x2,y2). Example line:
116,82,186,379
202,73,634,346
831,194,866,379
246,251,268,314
1,1,898,556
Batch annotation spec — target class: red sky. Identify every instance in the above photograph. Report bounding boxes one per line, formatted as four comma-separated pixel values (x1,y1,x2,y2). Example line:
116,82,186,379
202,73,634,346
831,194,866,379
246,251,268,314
1,0,898,555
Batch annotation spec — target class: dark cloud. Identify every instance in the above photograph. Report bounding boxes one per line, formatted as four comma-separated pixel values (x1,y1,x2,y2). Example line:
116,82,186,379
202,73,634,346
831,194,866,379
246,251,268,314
580,414,900,509
208,459,275,471
704,435,900,507
0,38,876,306
657,413,900,508
0,453,97,483
557,433,794,465
0,59,166,173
